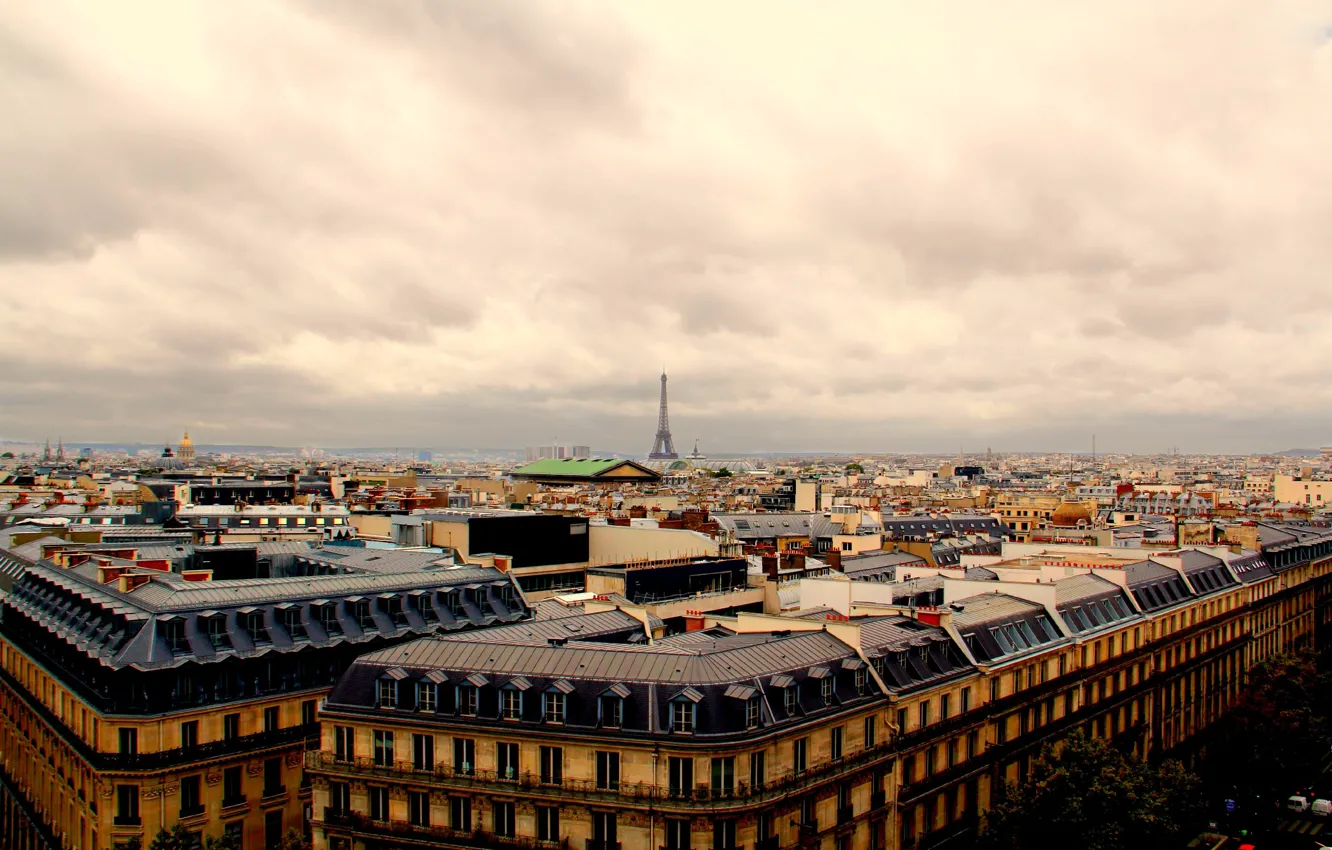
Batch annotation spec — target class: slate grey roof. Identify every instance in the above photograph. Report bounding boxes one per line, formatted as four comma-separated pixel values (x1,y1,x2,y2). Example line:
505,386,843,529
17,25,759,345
328,621,876,740
951,592,1067,664
859,615,974,693
1053,573,1141,635
841,550,926,582
712,513,814,540
1124,560,1195,612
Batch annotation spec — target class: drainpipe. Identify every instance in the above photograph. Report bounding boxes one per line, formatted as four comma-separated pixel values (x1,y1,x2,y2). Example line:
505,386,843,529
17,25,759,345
651,744,660,849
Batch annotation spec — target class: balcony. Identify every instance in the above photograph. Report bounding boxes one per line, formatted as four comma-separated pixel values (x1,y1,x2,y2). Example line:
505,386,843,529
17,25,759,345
179,804,206,819
113,815,141,827
321,808,567,849
306,749,897,814
221,795,247,811
262,785,287,802
756,838,779,850
837,805,854,825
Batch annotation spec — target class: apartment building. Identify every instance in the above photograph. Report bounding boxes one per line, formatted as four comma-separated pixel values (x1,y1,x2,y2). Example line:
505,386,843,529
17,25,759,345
0,541,530,850
308,529,1332,850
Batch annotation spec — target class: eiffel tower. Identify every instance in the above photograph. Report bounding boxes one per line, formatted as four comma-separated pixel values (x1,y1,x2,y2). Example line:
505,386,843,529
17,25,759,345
648,371,679,459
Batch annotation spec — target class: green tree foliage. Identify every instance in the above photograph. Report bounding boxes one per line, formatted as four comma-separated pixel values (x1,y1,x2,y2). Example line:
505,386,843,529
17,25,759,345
980,733,1202,850
711,467,732,478
148,824,195,850
0,451,13,458
204,833,240,850
1218,649,1332,797
845,462,865,473
270,828,311,850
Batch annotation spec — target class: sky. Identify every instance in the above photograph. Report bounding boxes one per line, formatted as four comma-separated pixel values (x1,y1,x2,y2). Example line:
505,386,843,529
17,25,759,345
2,1,1331,456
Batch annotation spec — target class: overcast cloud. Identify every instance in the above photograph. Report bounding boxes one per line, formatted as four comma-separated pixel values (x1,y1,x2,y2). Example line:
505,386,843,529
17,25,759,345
2,1,1331,455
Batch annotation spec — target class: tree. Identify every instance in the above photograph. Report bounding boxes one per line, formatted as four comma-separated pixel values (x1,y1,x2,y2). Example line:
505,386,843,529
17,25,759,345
269,828,311,850
711,467,732,478
980,733,1202,850
845,462,865,474
0,451,12,458
1214,649,1332,799
204,833,240,850
148,824,194,850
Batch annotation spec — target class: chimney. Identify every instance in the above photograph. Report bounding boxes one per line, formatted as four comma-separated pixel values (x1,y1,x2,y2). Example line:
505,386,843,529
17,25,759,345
827,549,843,572
762,554,779,580
493,554,512,573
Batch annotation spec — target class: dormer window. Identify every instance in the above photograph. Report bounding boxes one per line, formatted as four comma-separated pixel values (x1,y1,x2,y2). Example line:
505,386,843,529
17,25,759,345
600,684,629,728
444,590,466,618
543,691,567,724
161,616,187,653
786,686,799,715
202,612,230,649
670,688,703,734
502,678,530,720
278,605,304,639
417,681,437,712
382,595,407,627
457,683,479,716
411,593,437,623
378,679,398,709
855,668,868,695
316,601,341,635
822,677,833,705
354,600,374,630
497,583,517,608
240,608,269,644
746,697,761,729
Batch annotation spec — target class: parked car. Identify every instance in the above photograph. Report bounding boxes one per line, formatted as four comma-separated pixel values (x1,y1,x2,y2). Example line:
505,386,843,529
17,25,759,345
1289,795,1311,813
1313,798,1332,817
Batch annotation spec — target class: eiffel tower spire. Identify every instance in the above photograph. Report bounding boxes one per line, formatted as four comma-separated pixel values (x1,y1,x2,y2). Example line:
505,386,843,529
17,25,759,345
648,371,679,459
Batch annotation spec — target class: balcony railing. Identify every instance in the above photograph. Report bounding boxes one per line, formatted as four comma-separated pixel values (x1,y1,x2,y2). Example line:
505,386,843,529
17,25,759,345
837,805,854,825
756,838,779,850
320,808,567,849
308,742,899,811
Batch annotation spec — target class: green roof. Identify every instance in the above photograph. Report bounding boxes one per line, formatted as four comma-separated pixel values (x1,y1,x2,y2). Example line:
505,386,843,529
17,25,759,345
512,458,643,477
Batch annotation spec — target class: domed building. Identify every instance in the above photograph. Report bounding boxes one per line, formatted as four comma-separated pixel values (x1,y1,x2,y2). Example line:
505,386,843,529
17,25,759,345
1050,500,1095,528
177,430,196,463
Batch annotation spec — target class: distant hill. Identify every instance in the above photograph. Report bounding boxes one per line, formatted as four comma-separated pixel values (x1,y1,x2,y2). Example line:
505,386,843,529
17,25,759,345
1275,448,1322,458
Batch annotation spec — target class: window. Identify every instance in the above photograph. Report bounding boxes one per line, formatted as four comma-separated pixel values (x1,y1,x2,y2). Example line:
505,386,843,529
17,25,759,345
746,696,761,729
302,700,316,726
224,714,240,741
542,690,567,724
601,695,623,728
450,796,472,831
264,706,280,733
418,682,438,713
671,700,696,733
453,738,475,775
224,821,243,850
244,611,269,644
540,745,563,785
925,747,936,777
714,818,738,850
412,734,434,771
990,677,1000,701
537,806,560,842
822,676,834,705
373,730,395,766
856,668,868,695
596,751,620,790
263,757,282,796
458,685,477,716
318,604,340,635
408,791,429,827
750,750,766,789
368,786,389,822
334,726,354,762
668,756,694,797
493,802,516,838
265,812,283,850
502,688,521,720
593,811,618,847
180,775,203,817
665,818,690,850
831,726,844,761
897,707,909,734
180,720,198,750
919,701,931,728
378,679,397,709
119,728,137,755
941,693,951,720
223,767,244,806
281,607,305,639
793,737,808,774
785,685,799,715
711,756,735,797
498,742,519,780
865,714,877,748
961,687,971,713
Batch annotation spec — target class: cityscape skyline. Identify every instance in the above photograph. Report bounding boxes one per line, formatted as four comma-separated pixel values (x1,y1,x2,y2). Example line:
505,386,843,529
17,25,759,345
3,3,1332,457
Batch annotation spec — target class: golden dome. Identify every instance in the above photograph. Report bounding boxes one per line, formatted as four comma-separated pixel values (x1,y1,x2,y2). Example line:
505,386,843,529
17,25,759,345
179,431,193,447
1051,501,1093,527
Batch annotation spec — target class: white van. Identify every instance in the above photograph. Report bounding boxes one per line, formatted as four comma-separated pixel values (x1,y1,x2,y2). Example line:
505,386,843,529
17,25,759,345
1313,799,1332,817
1289,795,1310,813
